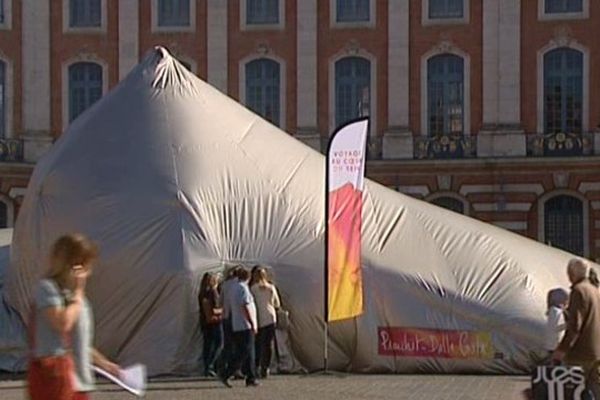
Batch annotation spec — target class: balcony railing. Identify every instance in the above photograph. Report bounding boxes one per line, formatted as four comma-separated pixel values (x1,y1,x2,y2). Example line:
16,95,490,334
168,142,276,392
414,134,476,160
0,138,24,162
526,132,594,157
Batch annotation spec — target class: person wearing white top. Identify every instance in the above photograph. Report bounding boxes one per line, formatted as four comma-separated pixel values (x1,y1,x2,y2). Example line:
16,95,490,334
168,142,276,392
220,268,259,388
544,288,569,353
251,267,281,378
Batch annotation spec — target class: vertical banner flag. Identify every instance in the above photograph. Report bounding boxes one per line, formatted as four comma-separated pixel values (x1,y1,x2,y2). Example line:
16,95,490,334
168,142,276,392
327,118,368,322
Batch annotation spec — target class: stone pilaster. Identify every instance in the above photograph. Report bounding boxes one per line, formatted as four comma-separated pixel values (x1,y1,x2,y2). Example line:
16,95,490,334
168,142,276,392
22,0,53,162
479,0,524,157
383,0,412,159
119,0,139,80
207,0,228,93
296,0,320,151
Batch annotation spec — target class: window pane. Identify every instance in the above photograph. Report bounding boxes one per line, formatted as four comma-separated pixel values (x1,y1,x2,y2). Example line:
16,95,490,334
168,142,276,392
0,202,6,228
337,0,370,22
431,197,465,214
545,195,584,255
544,48,583,134
430,0,464,19
427,54,464,136
69,63,103,122
546,0,583,13
0,61,4,138
245,59,281,126
158,0,190,27
70,0,101,27
247,0,279,24
335,57,370,129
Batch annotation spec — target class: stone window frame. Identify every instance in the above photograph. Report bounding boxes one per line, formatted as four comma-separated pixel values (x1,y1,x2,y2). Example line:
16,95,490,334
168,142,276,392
328,49,377,138
538,189,590,257
330,0,376,29
63,0,107,34
0,0,12,30
422,0,469,27
420,43,471,137
536,39,589,134
426,192,470,216
538,0,589,21
151,0,196,33
0,55,13,138
240,0,285,31
61,55,109,131
239,53,287,130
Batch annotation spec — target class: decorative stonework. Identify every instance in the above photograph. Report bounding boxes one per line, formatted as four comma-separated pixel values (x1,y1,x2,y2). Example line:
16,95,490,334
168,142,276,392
527,132,593,157
553,172,570,189
434,40,453,54
415,135,476,159
437,175,452,191
257,43,271,55
345,40,361,55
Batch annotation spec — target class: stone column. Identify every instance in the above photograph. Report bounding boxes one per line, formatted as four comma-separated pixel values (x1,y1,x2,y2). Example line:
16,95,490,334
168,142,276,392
119,0,139,80
207,0,228,93
22,0,53,163
478,0,525,157
383,0,412,159
295,0,320,151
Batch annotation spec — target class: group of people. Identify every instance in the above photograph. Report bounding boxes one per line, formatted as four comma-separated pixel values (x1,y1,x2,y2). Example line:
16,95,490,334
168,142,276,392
544,258,600,398
198,264,282,388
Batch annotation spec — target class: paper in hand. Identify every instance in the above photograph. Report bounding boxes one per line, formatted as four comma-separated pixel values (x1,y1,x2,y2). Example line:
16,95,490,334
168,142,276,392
93,363,147,397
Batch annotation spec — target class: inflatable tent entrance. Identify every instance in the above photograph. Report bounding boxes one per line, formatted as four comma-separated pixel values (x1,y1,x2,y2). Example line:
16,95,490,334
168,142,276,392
2,47,583,375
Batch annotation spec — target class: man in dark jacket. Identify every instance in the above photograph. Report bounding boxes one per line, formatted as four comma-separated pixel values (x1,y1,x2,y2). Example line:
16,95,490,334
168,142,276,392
553,258,600,398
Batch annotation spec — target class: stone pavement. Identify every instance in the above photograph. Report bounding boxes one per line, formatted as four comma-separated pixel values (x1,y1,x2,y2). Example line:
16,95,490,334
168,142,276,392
0,373,531,400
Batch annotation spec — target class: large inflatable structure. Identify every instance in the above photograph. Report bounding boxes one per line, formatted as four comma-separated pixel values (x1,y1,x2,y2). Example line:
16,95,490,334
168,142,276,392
3,47,581,375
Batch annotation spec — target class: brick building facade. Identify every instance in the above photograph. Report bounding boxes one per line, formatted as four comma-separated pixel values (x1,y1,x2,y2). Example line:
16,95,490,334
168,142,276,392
0,0,599,259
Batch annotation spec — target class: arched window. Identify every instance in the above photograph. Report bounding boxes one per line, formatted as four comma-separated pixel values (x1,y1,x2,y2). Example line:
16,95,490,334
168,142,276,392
245,59,281,126
545,0,582,13
544,48,583,134
69,62,103,122
431,196,465,214
0,60,5,138
336,0,370,22
69,0,101,27
544,195,583,255
428,54,464,136
247,0,279,24
335,57,370,129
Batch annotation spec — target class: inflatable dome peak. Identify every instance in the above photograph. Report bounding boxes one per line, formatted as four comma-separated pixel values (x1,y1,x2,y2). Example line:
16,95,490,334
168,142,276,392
5,47,583,374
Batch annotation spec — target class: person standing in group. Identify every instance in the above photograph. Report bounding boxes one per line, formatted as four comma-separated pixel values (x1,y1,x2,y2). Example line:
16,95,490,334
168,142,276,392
220,267,259,388
251,266,281,378
219,265,241,377
27,233,120,400
553,258,600,398
199,272,223,377
544,288,569,356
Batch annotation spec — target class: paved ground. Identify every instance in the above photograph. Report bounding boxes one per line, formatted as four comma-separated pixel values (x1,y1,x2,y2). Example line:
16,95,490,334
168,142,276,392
0,373,531,400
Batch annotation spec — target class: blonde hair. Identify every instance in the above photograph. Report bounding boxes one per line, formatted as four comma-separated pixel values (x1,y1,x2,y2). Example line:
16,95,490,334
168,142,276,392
45,233,98,287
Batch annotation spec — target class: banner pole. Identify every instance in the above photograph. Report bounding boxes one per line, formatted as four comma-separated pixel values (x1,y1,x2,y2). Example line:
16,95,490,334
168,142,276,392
324,124,332,374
